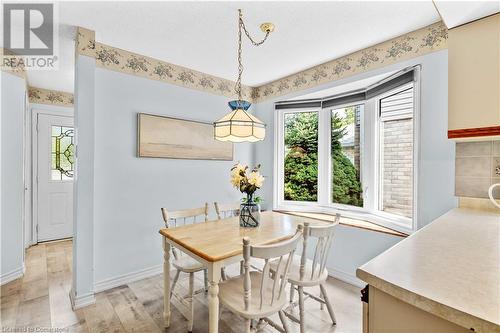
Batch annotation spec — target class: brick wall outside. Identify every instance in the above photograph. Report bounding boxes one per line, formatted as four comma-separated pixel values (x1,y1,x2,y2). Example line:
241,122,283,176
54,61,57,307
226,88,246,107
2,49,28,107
382,118,413,218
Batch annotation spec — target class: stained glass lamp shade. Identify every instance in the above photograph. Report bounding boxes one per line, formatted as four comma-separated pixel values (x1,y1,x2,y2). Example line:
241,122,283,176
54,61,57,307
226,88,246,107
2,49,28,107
214,100,265,142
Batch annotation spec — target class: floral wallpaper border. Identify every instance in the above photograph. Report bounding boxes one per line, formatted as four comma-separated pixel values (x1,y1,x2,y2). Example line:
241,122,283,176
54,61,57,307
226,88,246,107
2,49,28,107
76,27,252,101
0,48,26,78
28,86,74,107
76,21,448,103
252,21,448,102
94,42,254,101
76,27,96,58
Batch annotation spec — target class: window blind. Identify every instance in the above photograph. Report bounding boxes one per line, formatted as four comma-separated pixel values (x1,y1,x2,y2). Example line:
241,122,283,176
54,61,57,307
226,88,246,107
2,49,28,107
379,86,414,119
274,67,416,110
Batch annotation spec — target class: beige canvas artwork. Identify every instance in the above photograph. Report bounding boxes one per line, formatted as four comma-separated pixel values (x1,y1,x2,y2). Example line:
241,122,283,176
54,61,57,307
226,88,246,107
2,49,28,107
137,113,233,160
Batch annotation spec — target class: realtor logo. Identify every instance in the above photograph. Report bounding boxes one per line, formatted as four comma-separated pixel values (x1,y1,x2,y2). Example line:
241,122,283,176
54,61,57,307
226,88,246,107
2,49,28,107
2,3,58,70
3,3,54,55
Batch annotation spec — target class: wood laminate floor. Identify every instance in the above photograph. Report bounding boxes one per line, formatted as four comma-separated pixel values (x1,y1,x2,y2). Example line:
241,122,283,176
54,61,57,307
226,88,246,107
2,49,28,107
1,240,362,333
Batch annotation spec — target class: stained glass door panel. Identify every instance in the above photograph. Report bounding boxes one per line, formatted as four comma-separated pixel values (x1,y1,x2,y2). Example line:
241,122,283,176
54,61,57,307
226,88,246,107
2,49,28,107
51,126,74,180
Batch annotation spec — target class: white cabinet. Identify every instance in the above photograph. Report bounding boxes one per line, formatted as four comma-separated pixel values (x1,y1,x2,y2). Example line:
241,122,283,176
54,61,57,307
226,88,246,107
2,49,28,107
448,14,500,139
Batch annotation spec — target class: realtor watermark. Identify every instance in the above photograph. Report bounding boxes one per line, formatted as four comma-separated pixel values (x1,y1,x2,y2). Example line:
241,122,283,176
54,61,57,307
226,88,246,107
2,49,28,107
1,327,67,332
2,2,59,70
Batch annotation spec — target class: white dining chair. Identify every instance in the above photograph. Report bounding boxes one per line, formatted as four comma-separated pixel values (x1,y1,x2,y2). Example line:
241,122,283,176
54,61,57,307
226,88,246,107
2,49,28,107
214,201,241,220
219,224,303,333
270,214,340,332
161,204,209,333
214,201,243,280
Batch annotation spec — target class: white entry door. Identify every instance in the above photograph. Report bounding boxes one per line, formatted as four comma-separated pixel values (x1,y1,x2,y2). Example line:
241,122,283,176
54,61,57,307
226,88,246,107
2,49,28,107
36,114,74,242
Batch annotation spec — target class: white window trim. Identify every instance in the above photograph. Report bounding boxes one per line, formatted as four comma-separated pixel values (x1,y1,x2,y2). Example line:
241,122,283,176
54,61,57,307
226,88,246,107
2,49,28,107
273,68,421,234
274,107,322,209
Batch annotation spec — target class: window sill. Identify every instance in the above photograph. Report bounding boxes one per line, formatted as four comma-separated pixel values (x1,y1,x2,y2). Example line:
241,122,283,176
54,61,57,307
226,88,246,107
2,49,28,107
274,209,408,238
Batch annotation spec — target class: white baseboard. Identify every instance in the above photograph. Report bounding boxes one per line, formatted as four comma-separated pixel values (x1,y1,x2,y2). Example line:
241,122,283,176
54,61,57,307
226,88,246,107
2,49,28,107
70,290,96,310
0,264,25,286
94,264,162,293
328,266,366,289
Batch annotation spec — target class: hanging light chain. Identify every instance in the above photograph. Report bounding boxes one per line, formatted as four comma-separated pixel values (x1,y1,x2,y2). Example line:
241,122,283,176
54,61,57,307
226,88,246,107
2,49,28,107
235,9,271,104
240,11,271,47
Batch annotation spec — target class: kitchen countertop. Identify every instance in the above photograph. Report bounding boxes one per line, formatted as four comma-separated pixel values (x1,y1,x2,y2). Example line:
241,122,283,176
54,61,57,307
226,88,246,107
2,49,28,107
356,208,500,333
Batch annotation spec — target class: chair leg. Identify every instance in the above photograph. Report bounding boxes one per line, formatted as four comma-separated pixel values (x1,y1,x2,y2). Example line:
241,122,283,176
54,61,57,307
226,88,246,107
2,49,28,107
298,286,305,333
320,283,337,325
221,267,227,281
245,318,252,333
204,269,208,293
188,272,195,332
240,260,244,275
279,310,290,333
289,283,295,304
170,269,180,298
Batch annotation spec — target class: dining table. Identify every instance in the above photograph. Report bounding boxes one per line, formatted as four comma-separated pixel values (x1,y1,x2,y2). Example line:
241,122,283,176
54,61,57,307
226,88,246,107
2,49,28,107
159,210,330,333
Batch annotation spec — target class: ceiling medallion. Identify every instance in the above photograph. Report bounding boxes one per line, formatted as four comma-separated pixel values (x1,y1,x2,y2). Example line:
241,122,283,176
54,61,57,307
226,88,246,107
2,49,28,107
214,9,274,143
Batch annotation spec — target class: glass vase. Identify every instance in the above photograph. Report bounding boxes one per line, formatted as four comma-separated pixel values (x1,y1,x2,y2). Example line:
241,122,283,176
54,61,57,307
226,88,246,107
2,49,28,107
239,195,261,227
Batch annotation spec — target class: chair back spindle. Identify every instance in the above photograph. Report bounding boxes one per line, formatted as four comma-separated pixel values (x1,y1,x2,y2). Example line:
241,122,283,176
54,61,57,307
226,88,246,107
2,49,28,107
300,214,339,281
161,203,209,228
214,202,240,220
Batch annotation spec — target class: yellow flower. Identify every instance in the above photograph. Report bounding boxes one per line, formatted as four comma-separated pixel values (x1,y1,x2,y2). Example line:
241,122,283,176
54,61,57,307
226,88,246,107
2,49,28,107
230,172,242,188
247,171,264,188
230,163,247,188
232,163,246,174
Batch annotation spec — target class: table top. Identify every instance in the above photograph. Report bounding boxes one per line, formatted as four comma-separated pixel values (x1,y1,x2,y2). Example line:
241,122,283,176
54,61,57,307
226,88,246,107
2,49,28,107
159,211,329,262
357,208,500,332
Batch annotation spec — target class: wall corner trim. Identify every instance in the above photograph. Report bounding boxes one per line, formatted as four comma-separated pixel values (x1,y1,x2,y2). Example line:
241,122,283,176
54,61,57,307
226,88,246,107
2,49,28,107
327,266,365,289
69,290,96,310
94,264,163,293
0,265,25,286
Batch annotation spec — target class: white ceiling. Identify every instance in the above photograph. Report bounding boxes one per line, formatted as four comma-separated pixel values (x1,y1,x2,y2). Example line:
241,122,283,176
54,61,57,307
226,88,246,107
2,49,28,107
434,1,499,28
22,1,497,94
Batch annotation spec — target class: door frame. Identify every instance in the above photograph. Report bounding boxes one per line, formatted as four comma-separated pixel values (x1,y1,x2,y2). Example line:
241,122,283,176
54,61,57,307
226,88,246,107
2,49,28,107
30,107,74,245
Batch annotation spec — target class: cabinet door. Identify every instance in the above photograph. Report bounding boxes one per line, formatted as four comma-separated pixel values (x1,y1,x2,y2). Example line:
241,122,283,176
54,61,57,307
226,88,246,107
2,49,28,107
368,286,471,333
448,14,500,139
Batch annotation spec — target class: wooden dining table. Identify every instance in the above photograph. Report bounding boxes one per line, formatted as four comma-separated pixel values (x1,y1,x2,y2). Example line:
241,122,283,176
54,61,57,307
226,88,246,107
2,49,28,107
159,210,329,333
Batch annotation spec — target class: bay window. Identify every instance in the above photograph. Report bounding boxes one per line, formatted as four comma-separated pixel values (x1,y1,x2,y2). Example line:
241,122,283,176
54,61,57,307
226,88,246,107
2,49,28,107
274,67,419,233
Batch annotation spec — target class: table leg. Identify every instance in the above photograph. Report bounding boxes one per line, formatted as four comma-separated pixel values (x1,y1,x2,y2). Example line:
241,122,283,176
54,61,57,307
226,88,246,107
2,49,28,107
163,238,171,327
208,262,222,333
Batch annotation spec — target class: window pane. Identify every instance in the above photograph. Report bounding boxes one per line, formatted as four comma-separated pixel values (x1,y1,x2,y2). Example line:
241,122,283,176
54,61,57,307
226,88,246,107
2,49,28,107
380,118,413,218
283,112,318,201
379,85,414,219
331,105,363,207
51,126,75,181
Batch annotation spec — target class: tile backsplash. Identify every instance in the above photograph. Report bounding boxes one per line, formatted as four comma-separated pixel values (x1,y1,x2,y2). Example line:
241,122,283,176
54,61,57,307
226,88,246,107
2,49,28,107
455,140,500,199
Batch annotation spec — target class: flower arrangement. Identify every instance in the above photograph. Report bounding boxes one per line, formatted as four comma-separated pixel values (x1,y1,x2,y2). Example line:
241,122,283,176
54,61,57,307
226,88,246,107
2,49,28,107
231,163,265,227
230,163,265,202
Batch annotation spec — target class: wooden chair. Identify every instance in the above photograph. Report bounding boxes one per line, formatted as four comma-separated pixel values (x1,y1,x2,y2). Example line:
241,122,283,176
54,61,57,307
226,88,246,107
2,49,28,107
214,201,241,220
161,204,209,333
214,202,243,279
270,214,340,332
219,225,303,333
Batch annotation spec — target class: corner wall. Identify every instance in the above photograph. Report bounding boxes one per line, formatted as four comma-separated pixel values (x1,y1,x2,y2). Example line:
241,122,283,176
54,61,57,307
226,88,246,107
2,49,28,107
1,71,26,284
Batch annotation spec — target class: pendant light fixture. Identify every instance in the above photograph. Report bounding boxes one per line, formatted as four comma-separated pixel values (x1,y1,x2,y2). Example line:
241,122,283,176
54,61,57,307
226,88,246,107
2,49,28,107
214,9,274,143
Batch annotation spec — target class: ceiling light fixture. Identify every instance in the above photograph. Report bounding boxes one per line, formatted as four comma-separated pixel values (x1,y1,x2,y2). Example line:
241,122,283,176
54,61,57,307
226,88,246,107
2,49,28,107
214,9,274,143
